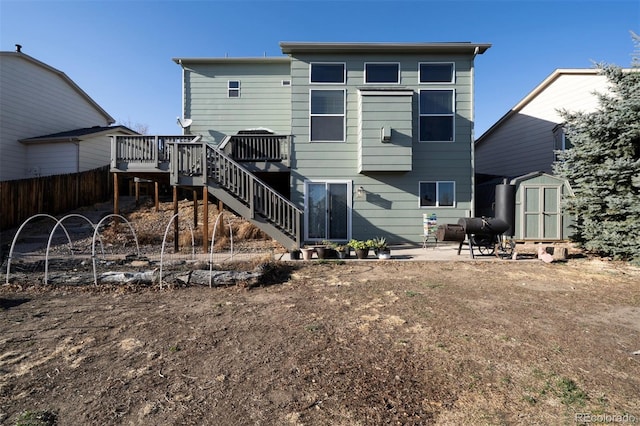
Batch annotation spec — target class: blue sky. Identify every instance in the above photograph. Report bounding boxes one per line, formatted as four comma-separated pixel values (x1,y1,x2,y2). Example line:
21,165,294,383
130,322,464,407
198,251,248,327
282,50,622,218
1,0,638,137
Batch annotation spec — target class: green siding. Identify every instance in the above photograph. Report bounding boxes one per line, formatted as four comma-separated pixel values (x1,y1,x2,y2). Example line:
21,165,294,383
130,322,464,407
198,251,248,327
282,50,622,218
179,49,481,244
359,91,413,172
183,61,291,144
290,53,476,243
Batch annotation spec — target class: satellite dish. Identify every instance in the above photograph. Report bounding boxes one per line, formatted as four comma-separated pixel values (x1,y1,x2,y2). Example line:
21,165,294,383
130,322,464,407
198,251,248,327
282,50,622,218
177,117,193,128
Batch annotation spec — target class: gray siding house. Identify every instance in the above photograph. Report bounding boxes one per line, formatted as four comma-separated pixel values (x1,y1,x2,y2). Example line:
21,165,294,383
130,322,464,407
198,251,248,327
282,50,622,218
113,41,490,249
475,69,611,177
0,47,135,181
474,69,613,241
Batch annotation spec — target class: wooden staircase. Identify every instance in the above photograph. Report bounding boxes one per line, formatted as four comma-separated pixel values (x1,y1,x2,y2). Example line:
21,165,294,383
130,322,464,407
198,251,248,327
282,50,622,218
169,141,302,250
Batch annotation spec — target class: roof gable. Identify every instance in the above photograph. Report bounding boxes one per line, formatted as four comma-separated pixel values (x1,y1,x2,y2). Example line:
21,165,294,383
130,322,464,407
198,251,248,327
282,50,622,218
475,69,605,145
0,51,115,124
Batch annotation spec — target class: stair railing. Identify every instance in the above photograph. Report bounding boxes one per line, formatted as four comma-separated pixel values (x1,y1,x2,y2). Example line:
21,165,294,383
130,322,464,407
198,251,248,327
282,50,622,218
170,141,301,245
206,145,301,244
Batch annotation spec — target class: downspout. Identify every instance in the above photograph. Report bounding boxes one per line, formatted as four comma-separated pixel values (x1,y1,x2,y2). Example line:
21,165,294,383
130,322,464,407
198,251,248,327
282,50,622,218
469,46,479,218
179,59,186,136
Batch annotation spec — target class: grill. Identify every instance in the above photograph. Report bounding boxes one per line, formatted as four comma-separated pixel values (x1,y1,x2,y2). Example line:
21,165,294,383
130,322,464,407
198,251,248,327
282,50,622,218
458,217,511,259
436,217,515,259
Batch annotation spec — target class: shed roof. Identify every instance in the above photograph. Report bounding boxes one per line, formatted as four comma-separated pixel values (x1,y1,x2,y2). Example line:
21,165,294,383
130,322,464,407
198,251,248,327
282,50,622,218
20,125,137,144
509,171,574,195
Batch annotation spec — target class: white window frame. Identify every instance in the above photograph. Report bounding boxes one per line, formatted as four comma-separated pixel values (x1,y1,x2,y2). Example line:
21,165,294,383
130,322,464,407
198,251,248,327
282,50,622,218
310,62,346,84
419,181,456,208
228,80,240,98
309,89,346,142
419,89,455,142
364,62,400,84
419,62,455,84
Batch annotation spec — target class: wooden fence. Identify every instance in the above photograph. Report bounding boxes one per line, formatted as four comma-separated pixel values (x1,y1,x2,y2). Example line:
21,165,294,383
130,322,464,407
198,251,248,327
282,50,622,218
0,165,112,231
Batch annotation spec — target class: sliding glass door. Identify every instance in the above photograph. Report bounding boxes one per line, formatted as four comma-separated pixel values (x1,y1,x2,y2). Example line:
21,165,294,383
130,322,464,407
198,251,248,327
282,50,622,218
305,181,351,242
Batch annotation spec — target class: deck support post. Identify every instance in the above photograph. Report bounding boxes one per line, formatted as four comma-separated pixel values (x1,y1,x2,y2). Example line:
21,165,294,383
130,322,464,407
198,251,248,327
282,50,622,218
154,181,160,212
135,180,140,207
193,189,198,230
173,186,179,252
202,188,209,253
113,173,119,215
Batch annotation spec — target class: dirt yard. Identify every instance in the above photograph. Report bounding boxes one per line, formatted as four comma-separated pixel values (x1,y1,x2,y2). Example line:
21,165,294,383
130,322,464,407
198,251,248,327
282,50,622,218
1,259,639,425
1,200,639,425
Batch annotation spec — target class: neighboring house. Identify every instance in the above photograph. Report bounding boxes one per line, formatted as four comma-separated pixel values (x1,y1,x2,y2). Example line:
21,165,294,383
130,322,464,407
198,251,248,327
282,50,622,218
475,69,611,177
19,125,137,177
474,69,614,241
114,41,491,248
0,46,135,181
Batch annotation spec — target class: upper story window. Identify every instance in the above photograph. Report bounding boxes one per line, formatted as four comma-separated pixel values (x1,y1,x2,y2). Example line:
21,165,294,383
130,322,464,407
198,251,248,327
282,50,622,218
419,63,455,84
419,89,455,142
364,63,400,84
228,80,240,97
310,89,345,141
419,181,456,207
553,125,571,161
310,63,345,84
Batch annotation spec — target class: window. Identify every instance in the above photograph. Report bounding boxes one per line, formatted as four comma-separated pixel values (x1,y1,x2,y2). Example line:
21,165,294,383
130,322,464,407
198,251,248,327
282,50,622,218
228,80,240,97
310,90,345,141
365,63,400,84
310,63,345,84
419,63,454,83
419,89,454,141
419,181,455,207
553,125,572,161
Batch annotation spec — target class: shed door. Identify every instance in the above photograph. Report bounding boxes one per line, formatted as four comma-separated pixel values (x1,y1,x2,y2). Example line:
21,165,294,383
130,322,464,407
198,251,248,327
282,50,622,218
523,186,560,240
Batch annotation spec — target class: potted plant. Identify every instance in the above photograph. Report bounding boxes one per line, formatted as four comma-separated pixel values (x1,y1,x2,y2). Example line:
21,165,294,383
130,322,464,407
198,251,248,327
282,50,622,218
323,240,346,259
334,243,349,259
289,244,301,260
314,241,331,259
348,239,370,259
372,237,391,259
300,246,315,260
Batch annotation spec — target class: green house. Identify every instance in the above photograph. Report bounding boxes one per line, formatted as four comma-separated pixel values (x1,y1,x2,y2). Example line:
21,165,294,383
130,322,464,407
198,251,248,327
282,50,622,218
112,42,491,249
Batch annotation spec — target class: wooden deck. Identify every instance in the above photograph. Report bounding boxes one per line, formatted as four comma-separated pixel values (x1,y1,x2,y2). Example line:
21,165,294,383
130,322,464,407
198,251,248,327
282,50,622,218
110,134,301,249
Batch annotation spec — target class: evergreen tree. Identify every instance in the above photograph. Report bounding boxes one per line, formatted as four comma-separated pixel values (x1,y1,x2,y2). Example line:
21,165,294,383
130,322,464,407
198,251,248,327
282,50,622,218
553,33,640,262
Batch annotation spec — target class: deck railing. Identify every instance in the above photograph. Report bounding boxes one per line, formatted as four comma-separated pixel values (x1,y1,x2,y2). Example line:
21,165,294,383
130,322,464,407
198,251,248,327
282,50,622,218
170,142,301,244
208,145,301,243
218,134,291,166
111,135,200,171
